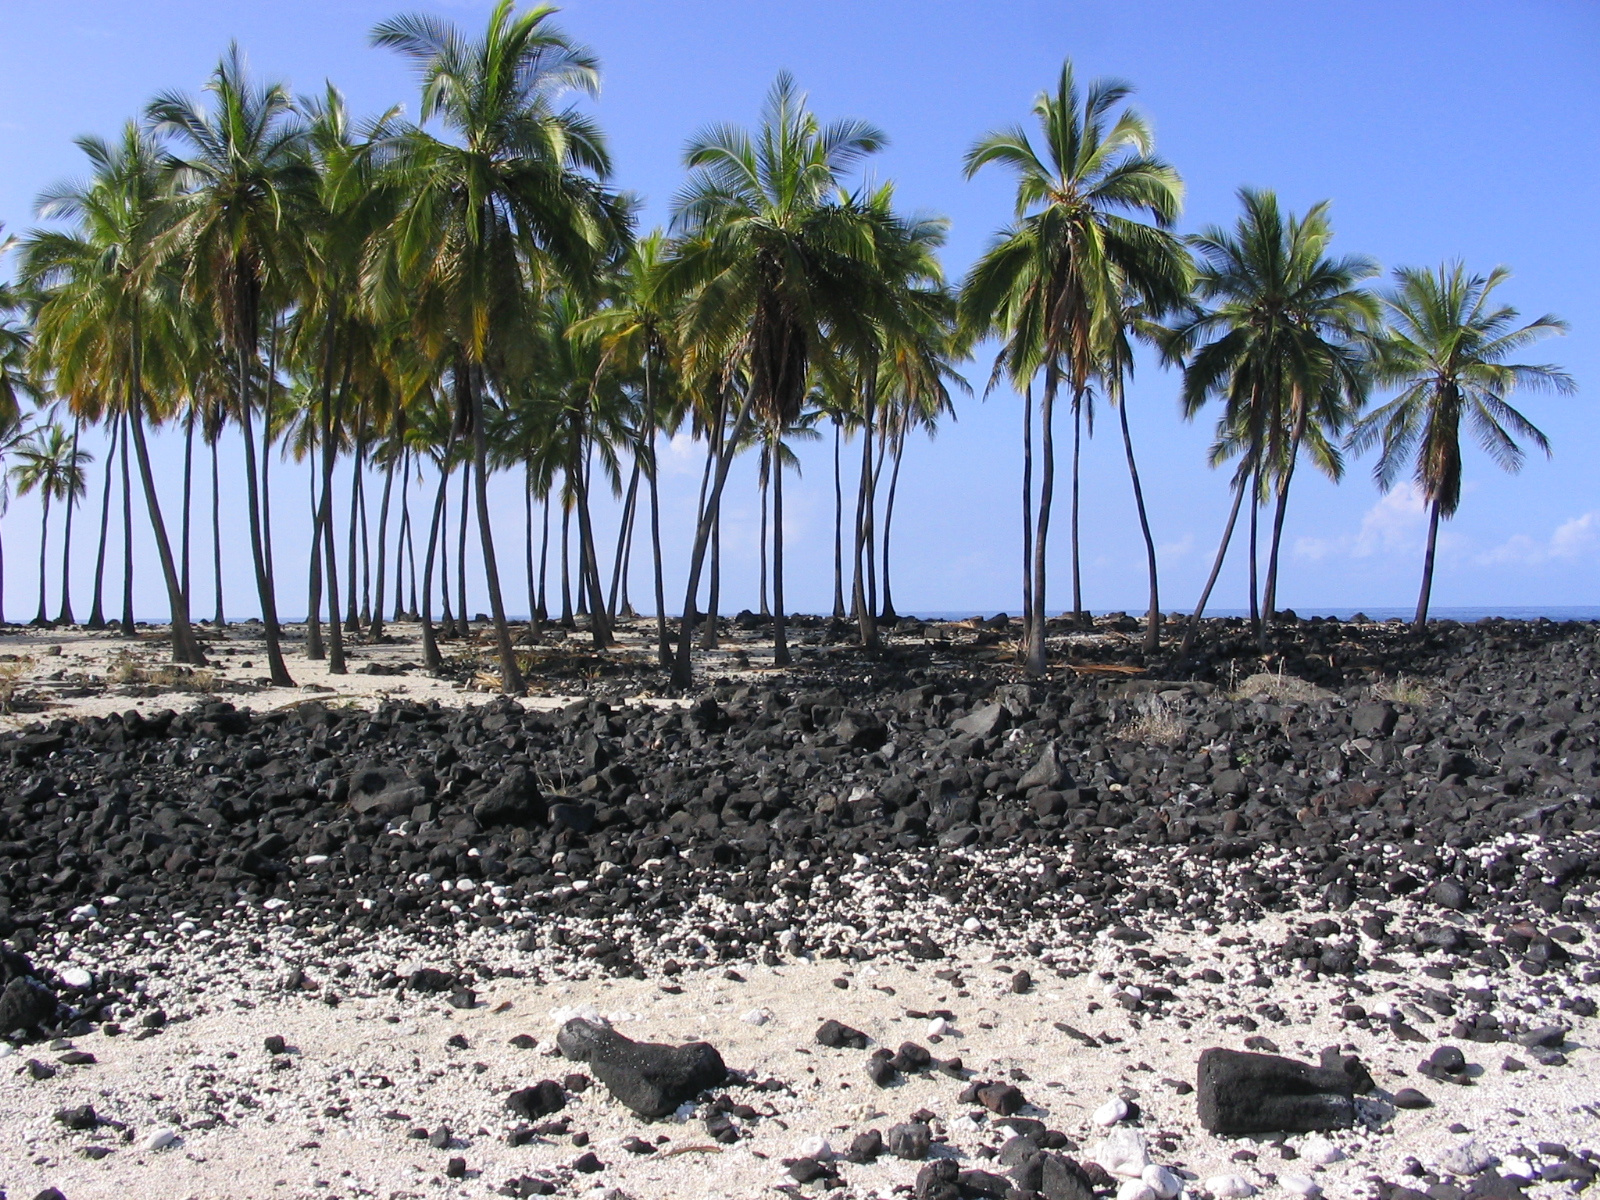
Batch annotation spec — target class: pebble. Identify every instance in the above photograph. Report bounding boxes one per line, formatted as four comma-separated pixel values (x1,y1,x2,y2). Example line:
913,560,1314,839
1142,1164,1183,1199
1094,1097,1131,1126
140,1128,178,1152
1280,1175,1320,1197
1207,1176,1258,1198
1300,1137,1344,1166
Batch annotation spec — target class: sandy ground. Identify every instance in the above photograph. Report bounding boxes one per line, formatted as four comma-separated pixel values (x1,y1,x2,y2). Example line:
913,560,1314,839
2,899,1595,1200
0,620,700,732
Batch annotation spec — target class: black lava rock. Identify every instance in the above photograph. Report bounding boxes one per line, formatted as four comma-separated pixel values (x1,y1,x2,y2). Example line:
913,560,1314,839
1196,1048,1360,1133
555,1019,725,1119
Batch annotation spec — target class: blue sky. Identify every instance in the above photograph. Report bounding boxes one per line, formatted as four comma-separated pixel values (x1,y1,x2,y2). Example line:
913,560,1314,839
0,0,1595,620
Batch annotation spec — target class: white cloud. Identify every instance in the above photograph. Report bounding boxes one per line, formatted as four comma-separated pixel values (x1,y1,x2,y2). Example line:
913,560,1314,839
1294,485,1428,562
1477,511,1600,567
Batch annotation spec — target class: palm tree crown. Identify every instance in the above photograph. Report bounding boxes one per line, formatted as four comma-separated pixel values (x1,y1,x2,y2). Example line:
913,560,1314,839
1351,262,1572,626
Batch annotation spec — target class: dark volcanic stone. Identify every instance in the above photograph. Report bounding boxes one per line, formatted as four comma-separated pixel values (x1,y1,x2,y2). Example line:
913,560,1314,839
978,1081,1027,1115
887,1122,932,1160
55,1102,98,1130
506,1081,566,1120
1196,1048,1358,1133
0,976,56,1035
555,1019,725,1119
1393,1088,1433,1109
815,1019,869,1050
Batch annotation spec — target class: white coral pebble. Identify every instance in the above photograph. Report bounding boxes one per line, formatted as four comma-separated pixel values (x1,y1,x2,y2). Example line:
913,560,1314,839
1300,1138,1344,1166
1094,1097,1131,1126
1206,1176,1256,1198
796,1135,833,1160
1093,1128,1151,1178
1280,1176,1320,1197
1117,1183,1158,1200
740,1007,772,1026
926,1017,952,1037
141,1128,178,1151
1142,1165,1182,1200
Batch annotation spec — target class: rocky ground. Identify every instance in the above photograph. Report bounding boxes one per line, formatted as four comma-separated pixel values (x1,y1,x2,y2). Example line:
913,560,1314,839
0,611,1596,1200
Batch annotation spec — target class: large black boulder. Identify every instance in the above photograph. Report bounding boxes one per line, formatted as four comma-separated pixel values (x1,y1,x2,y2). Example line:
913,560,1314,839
345,766,431,817
0,976,56,1036
556,1019,726,1119
1196,1048,1361,1134
471,766,544,827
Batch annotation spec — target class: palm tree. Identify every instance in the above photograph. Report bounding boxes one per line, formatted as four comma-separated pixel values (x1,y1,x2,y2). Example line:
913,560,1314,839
372,0,630,695
25,125,206,663
0,232,35,625
663,71,896,681
1351,263,1572,628
961,60,1187,674
574,230,683,668
10,424,90,625
1162,188,1376,650
149,48,309,683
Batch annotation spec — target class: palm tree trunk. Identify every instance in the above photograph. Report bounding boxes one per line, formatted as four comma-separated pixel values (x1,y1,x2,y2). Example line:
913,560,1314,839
179,411,193,610
358,448,372,627
647,431,669,670
467,361,521,691
852,369,879,650
127,406,204,665
455,458,470,636
571,434,613,650
210,432,224,625
318,386,345,675
306,466,325,660
1117,399,1161,654
420,454,452,672
1247,469,1260,637
537,491,551,624
119,409,135,638
1260,443,1299,641
87,415,117,629
772,435,791,668
559,498,573,627
236,345,292,686
57,415,81,625
370,451,394,641
866,424,887,620
468,364,523,692
1181,474,1248,655
345,441,362,632
670,393,756,689
700,503,721,649
1413,498,1441,629
524,466,538,632
438,465,453,631
1025,366,1061,676
1021,382,1034,637
1069,394,1085,628
607,455,641,621
831,419,845,620
619,495,638,620
685,438,714,644
34,490,52,626
880,434,906,622
393,447,410,623
758,444,770,617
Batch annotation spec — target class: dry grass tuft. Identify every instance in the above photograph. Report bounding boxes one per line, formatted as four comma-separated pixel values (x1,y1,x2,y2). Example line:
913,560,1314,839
1115,693,1186,747
0,659,32,713
1370,673,1433,706
109,650,217,694
1233,671,1335,704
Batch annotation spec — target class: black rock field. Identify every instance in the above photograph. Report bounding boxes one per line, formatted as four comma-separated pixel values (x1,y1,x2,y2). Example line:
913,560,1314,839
0,613,1597,1200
